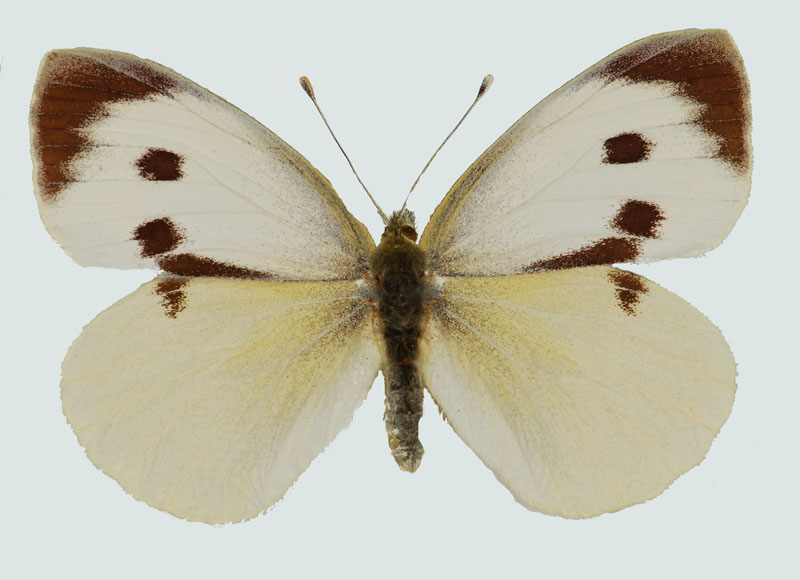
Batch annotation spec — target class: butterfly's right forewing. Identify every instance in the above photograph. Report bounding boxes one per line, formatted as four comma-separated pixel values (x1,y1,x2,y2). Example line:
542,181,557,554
420,29,751,277
419,268,735,518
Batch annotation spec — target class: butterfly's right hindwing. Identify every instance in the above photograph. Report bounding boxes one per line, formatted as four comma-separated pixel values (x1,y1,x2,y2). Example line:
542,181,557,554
419,267,735,518
61,277,380,523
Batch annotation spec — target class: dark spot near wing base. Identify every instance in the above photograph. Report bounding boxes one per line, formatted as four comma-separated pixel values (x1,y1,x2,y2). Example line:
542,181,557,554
133,217,184,257
155,278,188,318
136,148,184,181
158,253,273,279
608,270,649,315
611,199,665,238
523,237,641,273
603,132,652,164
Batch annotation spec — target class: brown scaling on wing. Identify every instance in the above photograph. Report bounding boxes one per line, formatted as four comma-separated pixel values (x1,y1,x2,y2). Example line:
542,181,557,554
610,199,665,239
603,132,653,164
594,30,750,175
133,217,185,257
131,214,274,281
132,218,274,279
524,200,666,273
523,237,641,273
136,148,184,181
158,254,273,280
31,50,179,201
607,270,650,316
154,277,188,318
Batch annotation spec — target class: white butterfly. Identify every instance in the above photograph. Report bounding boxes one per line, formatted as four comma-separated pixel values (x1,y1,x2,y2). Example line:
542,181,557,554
30,28,751,523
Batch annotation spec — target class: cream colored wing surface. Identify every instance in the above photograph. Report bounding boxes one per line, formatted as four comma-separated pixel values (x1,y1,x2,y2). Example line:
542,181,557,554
419,267,735,518
31,49,374,280
61,277,379,524
420,29,751,276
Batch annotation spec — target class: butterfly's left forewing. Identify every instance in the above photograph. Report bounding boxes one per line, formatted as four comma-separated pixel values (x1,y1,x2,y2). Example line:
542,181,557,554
31,49,374,281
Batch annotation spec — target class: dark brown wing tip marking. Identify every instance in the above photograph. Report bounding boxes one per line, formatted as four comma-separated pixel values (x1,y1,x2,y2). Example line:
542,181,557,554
594,29,751,175
31,49,180,201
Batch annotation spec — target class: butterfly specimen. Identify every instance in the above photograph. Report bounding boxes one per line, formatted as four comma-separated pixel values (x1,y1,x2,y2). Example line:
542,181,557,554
30,29,751,523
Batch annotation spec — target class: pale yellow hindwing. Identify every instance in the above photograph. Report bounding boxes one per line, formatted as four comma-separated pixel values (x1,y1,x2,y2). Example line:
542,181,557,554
419,266,735,518
61,277,379,524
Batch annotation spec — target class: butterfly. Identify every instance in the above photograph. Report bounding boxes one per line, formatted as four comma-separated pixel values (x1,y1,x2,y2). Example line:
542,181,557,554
30,28,751,524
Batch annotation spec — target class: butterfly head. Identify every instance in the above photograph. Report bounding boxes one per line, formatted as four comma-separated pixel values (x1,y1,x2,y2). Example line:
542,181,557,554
382,208,418,244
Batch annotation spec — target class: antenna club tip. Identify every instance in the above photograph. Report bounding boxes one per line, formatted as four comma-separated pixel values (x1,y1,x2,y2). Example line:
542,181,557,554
299,76,315,99
477,74,494,98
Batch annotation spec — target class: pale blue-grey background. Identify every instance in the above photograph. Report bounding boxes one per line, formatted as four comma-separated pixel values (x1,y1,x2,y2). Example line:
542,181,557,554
1,1,796,578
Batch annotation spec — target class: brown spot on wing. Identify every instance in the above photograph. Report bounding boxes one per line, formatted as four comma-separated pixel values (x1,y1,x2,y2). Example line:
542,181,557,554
133,217,184,257
523,237,641,273
603,132,652,164
158,253,273,279
155,277,188,318
611,200,665,238
593,30,750,174
31,50,180,201
608,270,649,315
136,148,184,181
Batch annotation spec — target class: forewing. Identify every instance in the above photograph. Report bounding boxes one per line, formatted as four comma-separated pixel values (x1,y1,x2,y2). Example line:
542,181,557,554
420,29,751,276
31,49,374,280
419,267,735,518
61,277,379,523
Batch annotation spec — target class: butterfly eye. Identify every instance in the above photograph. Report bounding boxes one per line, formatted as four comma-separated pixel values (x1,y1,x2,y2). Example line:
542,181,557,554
400,225,418,242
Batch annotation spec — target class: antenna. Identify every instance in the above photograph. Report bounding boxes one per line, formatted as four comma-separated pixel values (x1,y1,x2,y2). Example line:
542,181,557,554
299,76,389,224
401,74,493,212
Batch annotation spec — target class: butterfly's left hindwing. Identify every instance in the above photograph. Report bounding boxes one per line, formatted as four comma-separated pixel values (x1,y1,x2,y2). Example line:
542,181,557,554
61,277,380,524
30,49,374,281
419,267,735,518
421,29,751,277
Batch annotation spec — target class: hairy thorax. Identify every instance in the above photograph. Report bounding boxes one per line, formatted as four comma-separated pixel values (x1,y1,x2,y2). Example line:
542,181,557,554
367,209,432,472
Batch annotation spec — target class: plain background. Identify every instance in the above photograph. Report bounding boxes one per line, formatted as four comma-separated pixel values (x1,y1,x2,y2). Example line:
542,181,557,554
2,0,797,578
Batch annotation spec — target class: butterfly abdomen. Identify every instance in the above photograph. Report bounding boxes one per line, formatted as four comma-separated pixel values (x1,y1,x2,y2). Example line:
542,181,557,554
370,211,428,472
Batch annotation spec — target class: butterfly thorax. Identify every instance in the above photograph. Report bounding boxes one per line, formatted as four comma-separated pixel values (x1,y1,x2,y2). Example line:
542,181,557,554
369,209,428,472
